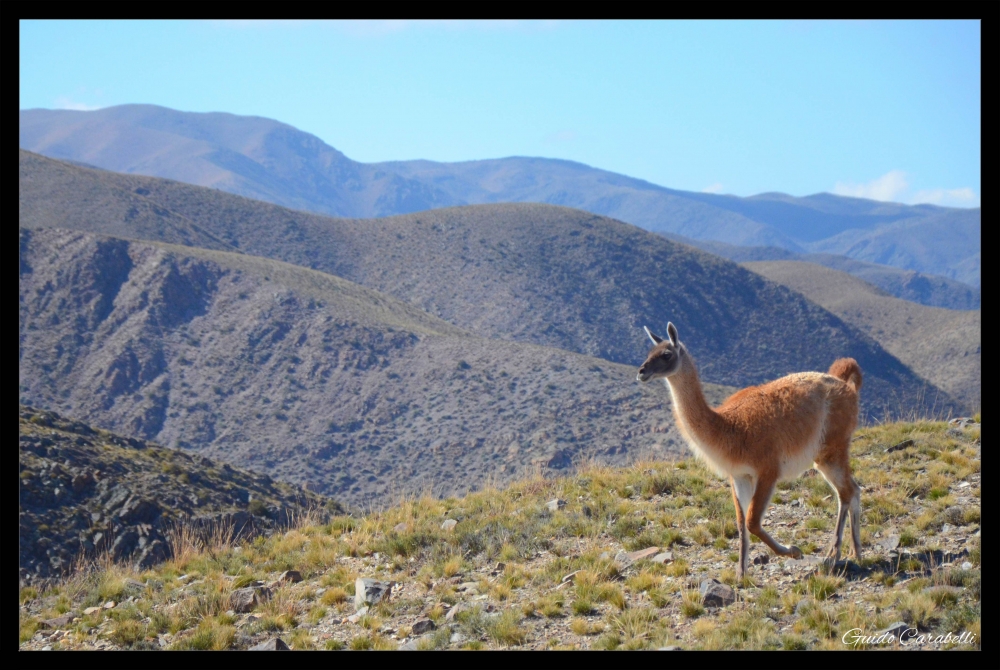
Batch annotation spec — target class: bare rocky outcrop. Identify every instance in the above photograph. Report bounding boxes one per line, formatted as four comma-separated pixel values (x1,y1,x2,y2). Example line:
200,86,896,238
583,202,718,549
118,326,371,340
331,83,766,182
18,406,335,585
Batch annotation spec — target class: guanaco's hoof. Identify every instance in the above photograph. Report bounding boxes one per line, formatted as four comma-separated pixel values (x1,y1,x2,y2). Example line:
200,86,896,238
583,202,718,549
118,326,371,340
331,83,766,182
788,546,803,559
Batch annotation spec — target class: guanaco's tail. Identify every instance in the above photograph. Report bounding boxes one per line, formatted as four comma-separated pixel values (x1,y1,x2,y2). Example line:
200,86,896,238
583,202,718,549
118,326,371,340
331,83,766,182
829,358,863,393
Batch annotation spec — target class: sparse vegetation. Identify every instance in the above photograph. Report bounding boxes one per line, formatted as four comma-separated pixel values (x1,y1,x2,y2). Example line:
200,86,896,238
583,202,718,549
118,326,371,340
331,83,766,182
19,419,979,650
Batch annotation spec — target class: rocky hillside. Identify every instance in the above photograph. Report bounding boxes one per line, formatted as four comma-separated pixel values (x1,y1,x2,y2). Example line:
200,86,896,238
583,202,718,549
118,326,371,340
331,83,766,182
19,419,981,651
18,406,335,585
19,151,958,421
19,227,736,505
743,261,981,413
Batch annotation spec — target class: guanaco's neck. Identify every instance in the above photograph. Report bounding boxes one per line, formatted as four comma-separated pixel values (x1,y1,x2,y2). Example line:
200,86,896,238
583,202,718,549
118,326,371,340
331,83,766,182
665,347,730,454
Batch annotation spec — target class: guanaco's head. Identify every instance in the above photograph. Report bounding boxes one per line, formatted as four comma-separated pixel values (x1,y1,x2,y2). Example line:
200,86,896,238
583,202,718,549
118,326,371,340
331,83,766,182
637,322,682,382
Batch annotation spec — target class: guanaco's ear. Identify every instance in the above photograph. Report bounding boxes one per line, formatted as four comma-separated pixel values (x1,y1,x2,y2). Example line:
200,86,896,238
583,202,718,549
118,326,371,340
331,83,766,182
666,322,679,347
644,326,663,345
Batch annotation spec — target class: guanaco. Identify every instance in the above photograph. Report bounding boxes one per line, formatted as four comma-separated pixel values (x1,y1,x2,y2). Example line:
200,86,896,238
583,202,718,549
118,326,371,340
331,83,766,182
637,322,863,578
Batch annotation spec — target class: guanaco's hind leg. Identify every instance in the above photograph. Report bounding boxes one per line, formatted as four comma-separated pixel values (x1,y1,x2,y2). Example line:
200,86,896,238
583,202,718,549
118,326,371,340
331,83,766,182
746,472,803,559
814,453,862,561
730,475,753,579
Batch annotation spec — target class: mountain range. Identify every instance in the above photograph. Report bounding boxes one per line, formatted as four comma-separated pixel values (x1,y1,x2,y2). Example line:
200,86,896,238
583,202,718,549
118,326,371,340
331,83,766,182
20,104,980,288
662,234,980,311
19,151,970,503
19,150,952,413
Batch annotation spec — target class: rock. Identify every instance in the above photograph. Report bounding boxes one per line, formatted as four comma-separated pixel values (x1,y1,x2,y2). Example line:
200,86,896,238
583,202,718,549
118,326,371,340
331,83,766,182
40,613,75,629
136,539,169,569
441,519,458,532
450,632,466,644
658,646,682,650
961,561,973,570
943,506,965,525
355,578,392,610
949,417,978,428
393,522,409,533
885,439,915,454
347,606,369,623
278,570,303,584
751,552,769,566
103,601,116,609
118,496,162,525
785,555,826,569
598,551,611,561
617,546,660,566
652,551,674,564
71,471,94,494
399,638,421,651
699,579,736,608
412,618,436,635
546,499,567,512
794,598,813,615
42,612,76,629
628,546,661,562
83,606,101,615
249,637,290,651
790,499,801,507
941,523,955,533
110,529,139,561
878,621,915,642
456,582,479,593
878,534,901,552
230,586,271,613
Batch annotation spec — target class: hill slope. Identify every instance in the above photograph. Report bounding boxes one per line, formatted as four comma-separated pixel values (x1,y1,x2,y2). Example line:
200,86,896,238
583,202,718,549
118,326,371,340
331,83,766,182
19,151,956,420
19,419,981,651
663,233,980,311
20,227,738,505
20,105,980,286
18,405,334,583
743,261,980,412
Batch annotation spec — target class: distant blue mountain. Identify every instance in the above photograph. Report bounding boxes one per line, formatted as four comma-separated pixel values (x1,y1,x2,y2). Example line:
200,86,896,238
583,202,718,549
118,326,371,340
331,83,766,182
19,104,979,287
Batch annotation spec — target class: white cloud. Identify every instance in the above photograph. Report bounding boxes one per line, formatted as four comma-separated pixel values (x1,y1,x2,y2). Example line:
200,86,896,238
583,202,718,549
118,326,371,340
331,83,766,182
911,187,979,207
702,183,724,194
53,96,101,111
832,170,979,207
833,170,909,202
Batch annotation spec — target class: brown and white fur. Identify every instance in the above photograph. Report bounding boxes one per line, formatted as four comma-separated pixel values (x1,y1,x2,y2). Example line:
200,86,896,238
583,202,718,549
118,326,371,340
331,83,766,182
637,322,863,579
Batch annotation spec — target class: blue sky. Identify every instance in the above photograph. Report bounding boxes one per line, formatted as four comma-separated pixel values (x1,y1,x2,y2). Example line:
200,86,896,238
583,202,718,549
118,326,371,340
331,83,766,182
20,20,981,207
